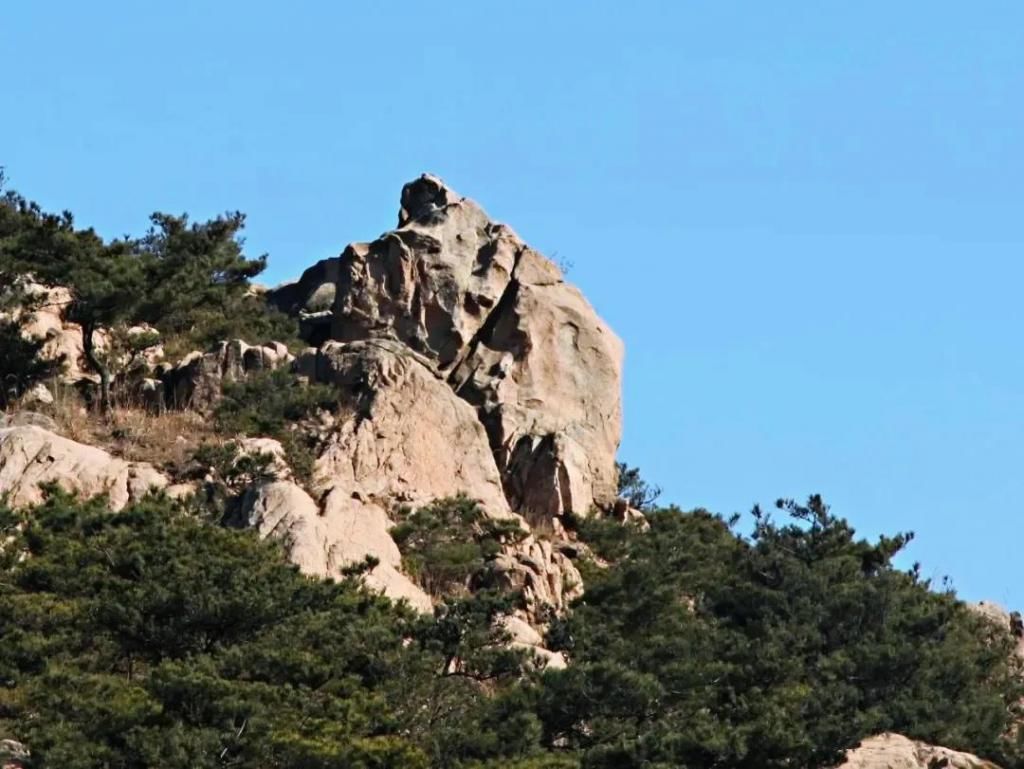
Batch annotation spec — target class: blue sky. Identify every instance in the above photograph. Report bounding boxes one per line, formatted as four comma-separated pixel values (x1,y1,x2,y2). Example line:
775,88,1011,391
4,2,1023,604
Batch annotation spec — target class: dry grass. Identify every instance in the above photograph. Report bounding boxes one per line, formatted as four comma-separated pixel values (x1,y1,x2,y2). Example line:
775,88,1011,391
34,381,217,476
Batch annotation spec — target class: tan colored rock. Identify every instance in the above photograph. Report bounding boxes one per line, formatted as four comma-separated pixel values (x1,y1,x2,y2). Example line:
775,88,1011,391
313,339,512,518
0,739,29,769
838,733,999,768
324,174,624,521
0,425,167,510
163,339,294,411
450,246,624,518
235,437,292,481
500,614,567,671
0,412,59,432
332,174,520,369
22,383,53,406
239,481,431,612
268,257,341,345
491,535,584,619
0,280,103,383
967,600,1024,660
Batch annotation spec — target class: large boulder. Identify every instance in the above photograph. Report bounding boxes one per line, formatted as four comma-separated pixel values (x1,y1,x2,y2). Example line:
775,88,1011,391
0,425,167,510
450,246,623,518
324,174,623,520
239,336,525,613
312,339,512,518
267,257,341,345
966,600,1024,663
838,733,999,768
238,480,432,613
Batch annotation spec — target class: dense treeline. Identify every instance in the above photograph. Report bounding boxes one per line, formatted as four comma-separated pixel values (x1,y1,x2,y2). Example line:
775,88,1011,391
0,489,1020,769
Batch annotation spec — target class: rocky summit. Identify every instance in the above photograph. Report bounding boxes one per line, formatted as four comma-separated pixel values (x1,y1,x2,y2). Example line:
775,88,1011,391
273,174,624,523
0,175,1020,768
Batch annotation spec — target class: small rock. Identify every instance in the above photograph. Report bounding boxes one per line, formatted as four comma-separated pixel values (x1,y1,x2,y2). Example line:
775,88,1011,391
22,383,54,406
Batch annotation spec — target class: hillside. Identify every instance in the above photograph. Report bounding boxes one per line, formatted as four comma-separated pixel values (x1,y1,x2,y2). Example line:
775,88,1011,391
0,175,1022,768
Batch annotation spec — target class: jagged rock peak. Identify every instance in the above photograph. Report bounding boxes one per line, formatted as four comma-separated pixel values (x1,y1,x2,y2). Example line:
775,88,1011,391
398,173,457,227
323,173,624,520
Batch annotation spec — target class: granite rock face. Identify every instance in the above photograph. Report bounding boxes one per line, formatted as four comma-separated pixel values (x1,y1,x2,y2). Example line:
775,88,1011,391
312,339,512,518
251,175,623,615
322,174,624,521
0,425,167,510
237,480,433,613
838,733,999,769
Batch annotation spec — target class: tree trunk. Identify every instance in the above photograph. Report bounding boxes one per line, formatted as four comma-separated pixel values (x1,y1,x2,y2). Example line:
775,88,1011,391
81,322,111,415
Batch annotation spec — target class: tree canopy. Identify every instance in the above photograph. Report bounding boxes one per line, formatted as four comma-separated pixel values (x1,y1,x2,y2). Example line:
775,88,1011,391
1,489,1021,768
0,187,299,412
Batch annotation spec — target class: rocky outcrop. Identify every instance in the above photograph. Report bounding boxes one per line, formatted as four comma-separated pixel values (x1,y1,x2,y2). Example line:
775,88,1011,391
0,739,28,769
267,257,340,345
969,600,1024,647
0,281,97,383
312,339,513,517
237,175,622,628
238,480,432,613
319,174,623,521
500,615,567,670
838,733,999,768
161,339,294,411
492,535,584,617
0,425,167,510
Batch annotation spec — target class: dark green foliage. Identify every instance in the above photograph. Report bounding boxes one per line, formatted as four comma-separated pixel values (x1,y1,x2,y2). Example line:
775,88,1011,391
0,188,300,413
615,461,661,510
1,487,1021,768
391,496,527,597
0,492,537,768
192,441,279,491
0,319,58,409
0,191,145,411
134,212,299,354
214,368,337,438
185,442,280,522
551,496,1024,769
213,368,338,483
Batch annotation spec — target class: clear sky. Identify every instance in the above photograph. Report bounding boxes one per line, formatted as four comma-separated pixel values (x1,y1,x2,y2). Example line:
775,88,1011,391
3,3,1023,605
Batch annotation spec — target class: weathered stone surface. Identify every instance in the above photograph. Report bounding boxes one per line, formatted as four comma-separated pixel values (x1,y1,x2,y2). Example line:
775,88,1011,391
0,281,98,383
238,480,431,612
0,412,59,432
269,257,341,316
235,437,293,481
313,339,512,518
331,175,520,370
0,739,29,769
838,733,999,768
0,425,167,510
967,600,1024,660
450,246,623,518
268,257,341,345
162,339,294,411
500,615,567,670
324,174,623,520
491,535,584,619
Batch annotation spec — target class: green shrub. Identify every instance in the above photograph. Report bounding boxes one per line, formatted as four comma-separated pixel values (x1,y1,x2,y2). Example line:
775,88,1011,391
214,368,337,438
391,497,526,597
